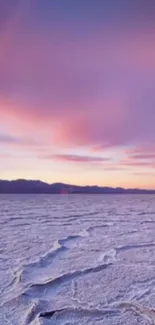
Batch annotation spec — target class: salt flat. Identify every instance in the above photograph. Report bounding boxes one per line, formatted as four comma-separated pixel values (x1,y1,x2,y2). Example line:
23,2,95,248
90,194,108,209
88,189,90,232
0,194,155,324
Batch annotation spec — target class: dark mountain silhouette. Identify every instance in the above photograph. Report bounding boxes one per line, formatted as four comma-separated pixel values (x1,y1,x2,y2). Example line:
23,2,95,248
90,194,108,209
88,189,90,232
0,179,155,194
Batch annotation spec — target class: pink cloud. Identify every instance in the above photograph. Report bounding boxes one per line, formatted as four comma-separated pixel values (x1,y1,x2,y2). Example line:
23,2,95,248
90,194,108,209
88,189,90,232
0,134,18,144
121,160,154,167
1,10,155,154
124,145,155,167
103,166,128,171
126,145,155,155
44,154,111,164
120,159,155,171
0,132,40,148
133,172,155,177
129,153,155,160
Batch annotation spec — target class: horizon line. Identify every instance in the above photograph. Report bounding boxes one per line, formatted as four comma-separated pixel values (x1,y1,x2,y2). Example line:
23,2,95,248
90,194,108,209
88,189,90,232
0,179,155,192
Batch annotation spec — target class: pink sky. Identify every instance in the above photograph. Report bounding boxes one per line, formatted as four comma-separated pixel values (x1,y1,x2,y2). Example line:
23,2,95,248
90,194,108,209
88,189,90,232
1,1,155,188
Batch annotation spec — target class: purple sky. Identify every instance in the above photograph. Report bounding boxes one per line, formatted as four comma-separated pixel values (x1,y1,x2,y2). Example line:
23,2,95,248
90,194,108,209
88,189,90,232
1,1,155,188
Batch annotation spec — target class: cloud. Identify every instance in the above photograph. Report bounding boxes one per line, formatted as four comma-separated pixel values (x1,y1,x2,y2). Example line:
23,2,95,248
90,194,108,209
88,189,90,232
121,160,154,167
43,154,111,164
120,159,155,171
0,134,18,144
0,133,39,147
133,172,155,177
128,153,155,160
103,166,128,171
126,145,155,156
1,1,155,154
123,145,155,169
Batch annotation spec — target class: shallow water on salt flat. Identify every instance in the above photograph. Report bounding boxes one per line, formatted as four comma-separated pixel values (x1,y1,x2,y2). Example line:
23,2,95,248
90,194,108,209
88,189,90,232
1,194,155,324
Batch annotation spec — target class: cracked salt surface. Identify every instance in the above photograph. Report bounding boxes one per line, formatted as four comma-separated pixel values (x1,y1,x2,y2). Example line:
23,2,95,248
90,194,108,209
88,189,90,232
1,194,155,324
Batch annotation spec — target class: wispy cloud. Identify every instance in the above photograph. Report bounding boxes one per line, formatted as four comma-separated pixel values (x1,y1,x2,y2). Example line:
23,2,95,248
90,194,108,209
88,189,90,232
128,153,155,160
120,160,155,169
43,154,111,164
0,134,18,144
0,133,39,147
123,145,155,169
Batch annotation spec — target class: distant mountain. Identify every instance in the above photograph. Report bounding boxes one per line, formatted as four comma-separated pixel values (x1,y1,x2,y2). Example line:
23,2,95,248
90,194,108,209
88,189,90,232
0,179,155,194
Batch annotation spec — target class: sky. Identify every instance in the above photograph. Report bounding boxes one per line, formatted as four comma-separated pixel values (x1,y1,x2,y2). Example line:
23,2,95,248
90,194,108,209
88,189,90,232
1,0,155,188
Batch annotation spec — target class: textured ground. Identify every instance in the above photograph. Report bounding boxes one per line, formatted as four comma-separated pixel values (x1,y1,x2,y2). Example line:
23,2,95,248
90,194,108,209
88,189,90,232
0,194,155,324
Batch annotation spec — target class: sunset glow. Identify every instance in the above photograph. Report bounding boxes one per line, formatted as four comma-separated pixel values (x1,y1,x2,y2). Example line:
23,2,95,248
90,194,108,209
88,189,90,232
1,1,155,188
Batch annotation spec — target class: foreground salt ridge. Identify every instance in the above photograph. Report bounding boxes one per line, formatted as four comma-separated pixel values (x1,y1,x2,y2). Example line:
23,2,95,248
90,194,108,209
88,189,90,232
0,230,91,304
14,229,90,281
2,247,155,323
1,230,114,319
116,301,155,324
3,232,155,324
39,302,155,323
22,300,155,324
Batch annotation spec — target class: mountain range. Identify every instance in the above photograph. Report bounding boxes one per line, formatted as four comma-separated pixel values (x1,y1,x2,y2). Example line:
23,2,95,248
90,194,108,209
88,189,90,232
0,179,155,194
